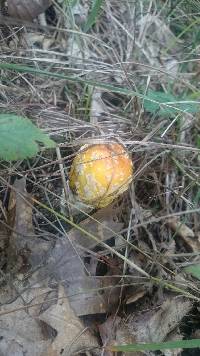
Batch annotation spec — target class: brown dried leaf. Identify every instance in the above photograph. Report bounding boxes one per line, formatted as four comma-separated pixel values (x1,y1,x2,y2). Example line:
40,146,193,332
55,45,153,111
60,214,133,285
126,287,146,305
49,237,107,316
167,217,200,252
7,0,51,20
7,178,51,273
39,285,99,356
99,315,122,356
7,177,34,273
123,297,192,343
53,205,124,316
99,316,141,356
68,204,124,250
104,297,192,356
8,178,34,238
0,293,51,355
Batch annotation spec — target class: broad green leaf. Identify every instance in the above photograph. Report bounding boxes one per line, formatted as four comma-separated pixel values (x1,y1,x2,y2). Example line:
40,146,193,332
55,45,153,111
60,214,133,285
143,90,200,116
109,339,200,352
0,114,55,161
184,264,200,280
83,0,104,32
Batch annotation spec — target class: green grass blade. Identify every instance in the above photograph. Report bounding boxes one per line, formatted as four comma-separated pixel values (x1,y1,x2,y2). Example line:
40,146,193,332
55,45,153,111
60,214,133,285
109,339,200,352
0,62,199,117
83,0,104,32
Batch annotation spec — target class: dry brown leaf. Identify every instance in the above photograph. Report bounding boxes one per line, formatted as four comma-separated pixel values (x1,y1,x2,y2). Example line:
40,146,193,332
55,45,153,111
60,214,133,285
53,205,124,316
1,179,102,354
7,178,52,273
99,315,122,356
68,204,124,250
1,179,134,342
126,287,146,305
5,177,35,278
120,297,192,343
99,316,141,356
39,284,99,356
167,217,200,252
7,0,51,20
104,297,192,356
5,178,110,317
49,237,107,316
0,294,51,355
8,178,34,239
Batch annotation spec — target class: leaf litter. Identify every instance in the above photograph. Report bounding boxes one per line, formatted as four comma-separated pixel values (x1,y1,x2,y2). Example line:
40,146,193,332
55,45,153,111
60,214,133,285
0,0,200,355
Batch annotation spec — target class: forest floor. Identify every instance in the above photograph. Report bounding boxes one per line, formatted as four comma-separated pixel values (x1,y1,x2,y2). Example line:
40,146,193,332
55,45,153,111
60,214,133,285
0,1,200,355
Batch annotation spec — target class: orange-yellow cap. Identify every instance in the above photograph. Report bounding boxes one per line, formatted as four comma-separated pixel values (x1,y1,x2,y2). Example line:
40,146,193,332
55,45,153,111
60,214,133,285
69,143,133,208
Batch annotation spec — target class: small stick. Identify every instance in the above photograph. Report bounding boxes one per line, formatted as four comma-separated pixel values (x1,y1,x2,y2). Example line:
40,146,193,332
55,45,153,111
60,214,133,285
56,146,73,221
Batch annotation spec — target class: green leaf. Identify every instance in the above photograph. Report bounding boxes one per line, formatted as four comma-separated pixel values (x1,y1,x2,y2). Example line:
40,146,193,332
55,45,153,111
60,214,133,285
83,0,104,32
184,264,200,280
109,339,200,352
0,114,55,161
143,90,200,116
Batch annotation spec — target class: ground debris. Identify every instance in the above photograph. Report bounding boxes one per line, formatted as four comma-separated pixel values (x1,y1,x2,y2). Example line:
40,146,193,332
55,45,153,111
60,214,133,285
101,296,192,356
39,284,99,356
127,297,192,343
0,290,51,356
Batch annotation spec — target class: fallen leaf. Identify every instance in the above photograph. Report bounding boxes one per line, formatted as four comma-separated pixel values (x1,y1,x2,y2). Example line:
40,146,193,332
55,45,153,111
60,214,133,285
7,178,53,273
106,297,192,356
47,237,107,316
126,287,146,305
39,284,99,356
120,297,192,343
1,179,101,354
100,316,141,356
7,0,51,20
167,217,200,252
6,179,111,317
68,204,124,250
0,294,51,356
99,315,122,356
52,206,125,316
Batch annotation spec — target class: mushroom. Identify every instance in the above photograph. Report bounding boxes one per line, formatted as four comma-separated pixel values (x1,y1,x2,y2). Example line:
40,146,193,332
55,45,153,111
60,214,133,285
69,142,133,208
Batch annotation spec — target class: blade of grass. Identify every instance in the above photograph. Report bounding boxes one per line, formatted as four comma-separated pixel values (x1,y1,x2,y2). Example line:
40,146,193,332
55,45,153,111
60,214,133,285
83,0,104,32
0,62,199,116
109,339,200,352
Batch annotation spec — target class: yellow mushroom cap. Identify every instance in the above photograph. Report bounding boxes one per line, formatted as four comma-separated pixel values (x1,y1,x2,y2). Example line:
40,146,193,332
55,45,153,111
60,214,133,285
69,143,133,208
